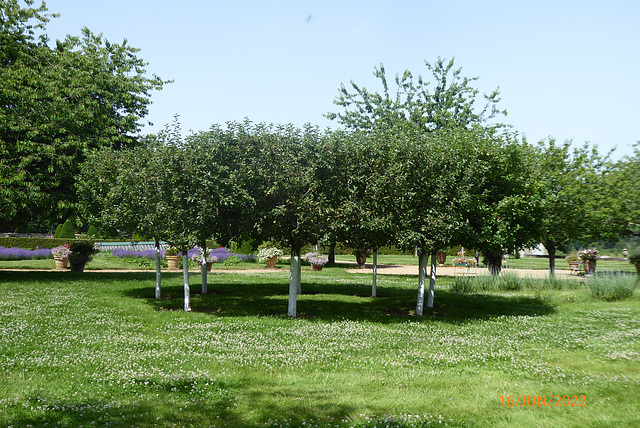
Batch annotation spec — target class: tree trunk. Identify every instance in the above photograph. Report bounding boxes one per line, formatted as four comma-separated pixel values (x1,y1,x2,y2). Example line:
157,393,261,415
427,253,437,308
154,238,162,299
416,252,428,316
546,242,557,276
486,251,503,275
182,253,191,311
200,241,208,294
355,249,367,268
288,247,301,317
328,243,336,264
372,249,378,297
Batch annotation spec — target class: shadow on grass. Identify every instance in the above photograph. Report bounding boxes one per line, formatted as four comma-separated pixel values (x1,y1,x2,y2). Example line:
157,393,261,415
130,278,555,324
0,270,555,323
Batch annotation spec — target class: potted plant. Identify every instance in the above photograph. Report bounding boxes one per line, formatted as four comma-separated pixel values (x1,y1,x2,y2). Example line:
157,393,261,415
67,240,98,272
165,246,180,269
51,244,72,269
191,248,218,272
565,253,580,271
578,248,599,274
629,252,640,274
452,248,477,267
257,245,283,269
304,252,329,271
437,250,447,266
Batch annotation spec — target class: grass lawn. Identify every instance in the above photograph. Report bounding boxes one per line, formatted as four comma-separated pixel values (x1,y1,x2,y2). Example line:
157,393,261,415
1,262,639,427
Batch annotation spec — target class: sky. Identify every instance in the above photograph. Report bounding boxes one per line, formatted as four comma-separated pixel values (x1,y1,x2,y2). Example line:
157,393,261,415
44,0,640,159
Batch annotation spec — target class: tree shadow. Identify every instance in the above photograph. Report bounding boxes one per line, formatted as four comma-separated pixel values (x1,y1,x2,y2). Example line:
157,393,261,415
128,277,555,324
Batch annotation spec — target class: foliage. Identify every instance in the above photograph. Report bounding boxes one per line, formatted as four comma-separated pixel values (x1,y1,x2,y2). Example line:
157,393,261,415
66,240,97,264
629,253,640,265
303,252,329,266
57,219,76,239
223,255,241,266
534,139,624,274
164,246,179,257
0,236,80,250
326,56,506,132
585,273,637,300
50,244,71,258
86,225,100,238
565,253,579,262
0,245,50,260
0,0,168,231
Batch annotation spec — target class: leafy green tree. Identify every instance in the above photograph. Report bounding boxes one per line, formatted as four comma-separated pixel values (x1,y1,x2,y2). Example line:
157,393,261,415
463,131,545,275
534,139,624,274
0,0,167,231
326,57,506,132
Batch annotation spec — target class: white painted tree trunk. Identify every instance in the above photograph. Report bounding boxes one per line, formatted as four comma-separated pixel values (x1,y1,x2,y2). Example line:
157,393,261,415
288,249,301,317
427,253,437,308
154,240,161,299
372,249,378,297
416,252,427,316
182,254,191,311
200,245,207,294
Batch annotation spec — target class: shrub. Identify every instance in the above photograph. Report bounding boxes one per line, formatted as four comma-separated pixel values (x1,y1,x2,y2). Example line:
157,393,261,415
53,224,63,239
451,276,475,293
585,273,637,300
58,220,76,239
223,255,242,266
86,225,100,238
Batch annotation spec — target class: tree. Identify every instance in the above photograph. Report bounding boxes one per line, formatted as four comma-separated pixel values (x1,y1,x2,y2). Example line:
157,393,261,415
326,57,508,310
463,130,545,275
614,143,640,236
326,56,506,133
0,0,167,231
534,139,623,274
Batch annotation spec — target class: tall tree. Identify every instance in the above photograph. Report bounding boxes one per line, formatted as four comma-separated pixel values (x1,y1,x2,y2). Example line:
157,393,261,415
0,0,167,231
534,139,623,274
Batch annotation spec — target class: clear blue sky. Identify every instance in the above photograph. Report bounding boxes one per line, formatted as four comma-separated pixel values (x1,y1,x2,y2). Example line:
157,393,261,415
45,0,639,158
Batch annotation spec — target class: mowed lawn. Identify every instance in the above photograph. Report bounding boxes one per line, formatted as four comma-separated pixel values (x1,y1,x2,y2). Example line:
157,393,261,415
1,264,639,427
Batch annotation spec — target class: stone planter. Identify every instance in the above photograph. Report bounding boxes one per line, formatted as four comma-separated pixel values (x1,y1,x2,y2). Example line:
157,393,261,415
54,257,68,270
166,255,180,269
311,264,323,271
265,257,277,269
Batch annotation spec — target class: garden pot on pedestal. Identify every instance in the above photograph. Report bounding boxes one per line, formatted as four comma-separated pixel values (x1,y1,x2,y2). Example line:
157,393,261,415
54,257,68,270
583,259,596,275
312,264,323,271
265,257,277,269
166,255,180,269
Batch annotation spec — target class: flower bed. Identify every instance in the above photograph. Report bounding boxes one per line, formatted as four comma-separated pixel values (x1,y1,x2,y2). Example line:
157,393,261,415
0,246,52,260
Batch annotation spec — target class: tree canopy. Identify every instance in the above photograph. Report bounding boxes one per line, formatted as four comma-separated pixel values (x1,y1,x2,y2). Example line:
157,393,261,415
0,0,168,231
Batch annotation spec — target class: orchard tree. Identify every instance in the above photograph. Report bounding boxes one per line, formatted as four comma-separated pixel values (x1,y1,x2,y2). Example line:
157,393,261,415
319,130,400,296
0,0,168,231
534,139,625,274
614,143,640,236
326,57,506,132
463,130,544,275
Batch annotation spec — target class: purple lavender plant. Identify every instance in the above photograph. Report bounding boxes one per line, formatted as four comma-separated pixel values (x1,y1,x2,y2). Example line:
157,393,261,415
0,246,52,260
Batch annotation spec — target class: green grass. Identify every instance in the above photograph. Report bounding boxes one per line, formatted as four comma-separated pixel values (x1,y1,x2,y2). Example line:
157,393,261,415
1,264,639,427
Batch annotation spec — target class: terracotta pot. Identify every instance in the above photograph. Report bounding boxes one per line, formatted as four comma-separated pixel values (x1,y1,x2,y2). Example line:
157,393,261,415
265,257,277,269
437,251,447,266
54,257,68,269
166,255,180,269
312,264,323,271
198,262,213,272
